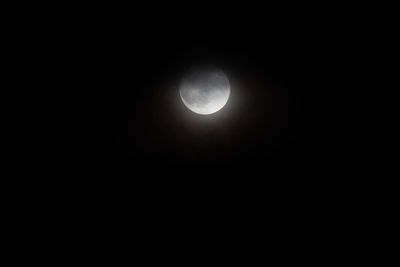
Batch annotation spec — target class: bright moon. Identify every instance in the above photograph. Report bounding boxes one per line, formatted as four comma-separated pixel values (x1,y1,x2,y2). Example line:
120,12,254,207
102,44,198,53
179,67,230,115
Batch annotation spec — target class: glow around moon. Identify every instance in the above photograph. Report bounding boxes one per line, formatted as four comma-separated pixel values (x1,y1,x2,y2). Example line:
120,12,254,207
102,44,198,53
179,67,230,115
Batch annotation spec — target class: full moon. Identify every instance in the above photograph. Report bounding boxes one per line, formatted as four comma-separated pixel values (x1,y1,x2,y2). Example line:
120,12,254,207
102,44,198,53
179,67,230,115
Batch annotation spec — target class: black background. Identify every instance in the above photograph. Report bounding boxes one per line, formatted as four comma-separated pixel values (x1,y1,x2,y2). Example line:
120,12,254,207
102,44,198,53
0,2,387,262
51,3,369,253
70,9,355,182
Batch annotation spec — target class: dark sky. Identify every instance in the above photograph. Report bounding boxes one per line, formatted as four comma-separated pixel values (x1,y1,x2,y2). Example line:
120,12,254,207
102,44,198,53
16,3,380,259
61,5,363,232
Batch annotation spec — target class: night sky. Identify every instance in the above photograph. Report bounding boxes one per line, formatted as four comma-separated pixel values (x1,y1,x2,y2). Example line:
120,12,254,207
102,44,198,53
0,1,382,261
59,6,364,246
8,4,379,262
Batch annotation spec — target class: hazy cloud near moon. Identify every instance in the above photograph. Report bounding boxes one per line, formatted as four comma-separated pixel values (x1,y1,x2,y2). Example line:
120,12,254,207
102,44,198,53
180,68,230,115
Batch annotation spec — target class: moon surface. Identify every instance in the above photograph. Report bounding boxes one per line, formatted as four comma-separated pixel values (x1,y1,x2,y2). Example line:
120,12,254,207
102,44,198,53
179,67,230,115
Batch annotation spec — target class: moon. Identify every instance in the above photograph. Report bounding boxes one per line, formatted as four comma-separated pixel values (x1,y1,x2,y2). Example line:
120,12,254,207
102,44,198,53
179,67,230,115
